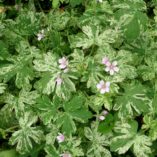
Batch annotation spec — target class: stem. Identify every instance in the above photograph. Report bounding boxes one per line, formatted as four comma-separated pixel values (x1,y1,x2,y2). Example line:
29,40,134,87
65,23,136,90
28,0,35,11
5,125,19,132
89,44,95,56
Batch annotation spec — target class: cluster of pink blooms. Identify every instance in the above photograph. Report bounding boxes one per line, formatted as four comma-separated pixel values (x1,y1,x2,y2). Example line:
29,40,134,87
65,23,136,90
56,133,71,157
37,29,45,41
97,57,119,94
98,110,108,121
102,57,119,75
58,57,69,73
55,57,69,86
96,80,110,94
56,133,65,143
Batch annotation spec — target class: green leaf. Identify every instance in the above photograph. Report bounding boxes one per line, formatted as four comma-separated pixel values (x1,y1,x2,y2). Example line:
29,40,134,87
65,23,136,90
45,145,59,157
57,95,92,135
114,8,148,42
33,52,76,97
133,134,152,157
84,123,111,157
111,120,138,154
112,0,146,11
52,0,60,8
36,96,59,125
69,32,93,49
35,72,56,95
0,54,33,88
69,25,117,49
98,114,114,134
111,120,152,157
81,57,104,88
33,52,59,95
78,1,112,26
138,53,157,81
9,112,43,154
49,11,70,31
114,82,150,118
138,65,155,81
55,73,76,99
0,90,38,118
33,52,58,72
61,114,76,135
70,109,92,123
119,64,137,80
12,11,41,36
0,40,9,60
63,74,76,92
0,103,17,132
10,90,39,116
152,93,157,113
70,0,82,7
15,66,34,90
18,90,39,106
0,83,6,94
69,25,98,49
64,95,85,112
88,95,112,112
64,95,92,122
142,115,157,141
84,127,93,141
0,149,17,157
65,137,84,156
0,63,16,82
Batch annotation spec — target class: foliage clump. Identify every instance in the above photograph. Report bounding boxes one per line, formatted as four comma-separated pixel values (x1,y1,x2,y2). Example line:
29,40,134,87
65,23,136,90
0,0,157,156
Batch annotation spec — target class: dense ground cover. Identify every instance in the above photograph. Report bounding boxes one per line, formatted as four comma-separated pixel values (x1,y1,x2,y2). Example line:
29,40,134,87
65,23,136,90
0,0,157,156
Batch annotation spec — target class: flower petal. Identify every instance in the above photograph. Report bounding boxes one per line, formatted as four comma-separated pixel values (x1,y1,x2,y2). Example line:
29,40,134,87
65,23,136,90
114,67,119,72
106,62,111,66
99,116,105,121
56,133,65,143
37,37,42,41
105,87,110,92
102,110,108,115
106,82,110,87
105,67,110,72
100,88,106,94
112,61,117,66
109,69,114,75
59,64,66,69
58,59,63,64
64,68,69,73
99,80,105,85
102,57,109,65
37,34,43,41
96,83,101,89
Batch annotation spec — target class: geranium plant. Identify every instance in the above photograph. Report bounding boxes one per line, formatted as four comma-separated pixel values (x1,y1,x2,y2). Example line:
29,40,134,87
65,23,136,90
0,0,157,156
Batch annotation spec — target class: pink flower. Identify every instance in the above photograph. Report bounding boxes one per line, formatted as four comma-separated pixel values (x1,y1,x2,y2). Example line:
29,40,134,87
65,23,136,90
60,153,71,157
37,29,45,41
99,115,105,121
56,133,65,143
105,61,119,75
56,77,62,85
58,57,68,70
102,57,110,65
102,110,108,115
63,68,69,73
96,80,110,94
